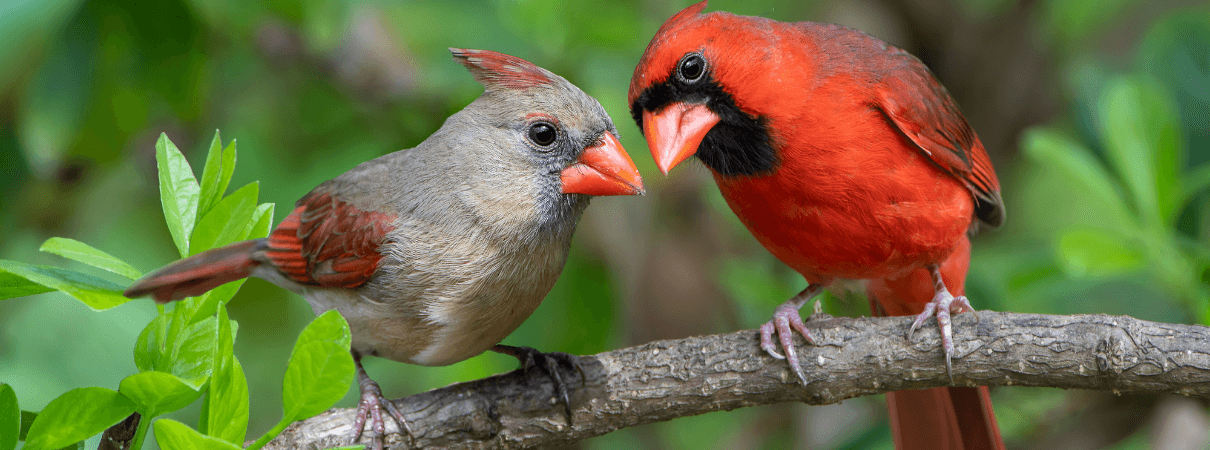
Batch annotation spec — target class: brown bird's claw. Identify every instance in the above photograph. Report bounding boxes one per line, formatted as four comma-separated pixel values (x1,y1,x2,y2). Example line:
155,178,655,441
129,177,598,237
492,344,581,424
352,358,412,450
758,285,824,385
907,266,979,384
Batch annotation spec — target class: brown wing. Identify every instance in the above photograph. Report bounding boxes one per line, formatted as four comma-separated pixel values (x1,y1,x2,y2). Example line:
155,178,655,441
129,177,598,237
263,192,396,288
876,62,1004,228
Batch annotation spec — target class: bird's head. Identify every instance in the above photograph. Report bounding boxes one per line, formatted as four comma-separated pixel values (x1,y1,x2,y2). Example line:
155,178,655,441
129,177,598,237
448,48,644,232
627,1,786,178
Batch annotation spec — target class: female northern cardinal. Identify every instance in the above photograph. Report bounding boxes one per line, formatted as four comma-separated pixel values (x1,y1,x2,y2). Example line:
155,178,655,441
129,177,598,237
628,3,1005,449
126,48,644,450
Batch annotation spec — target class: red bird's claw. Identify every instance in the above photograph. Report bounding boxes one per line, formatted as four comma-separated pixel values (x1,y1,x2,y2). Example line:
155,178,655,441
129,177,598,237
759,322,785,359
907,302,938,342
759,304,815,384
955,296,980,322
352,380,412,450
907,291,976,383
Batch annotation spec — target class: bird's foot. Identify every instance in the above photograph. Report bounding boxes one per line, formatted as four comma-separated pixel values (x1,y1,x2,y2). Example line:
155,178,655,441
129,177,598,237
351,362,412,450
759,285,825,385
492,344,581,424
907,265,978,382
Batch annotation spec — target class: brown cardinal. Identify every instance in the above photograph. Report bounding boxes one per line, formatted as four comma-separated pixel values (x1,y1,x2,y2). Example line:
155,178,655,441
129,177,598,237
126,48,643,449
629,3,1005,449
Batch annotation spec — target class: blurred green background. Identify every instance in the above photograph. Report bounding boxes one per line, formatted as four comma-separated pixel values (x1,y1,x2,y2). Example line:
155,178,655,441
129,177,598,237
1,0,1208,448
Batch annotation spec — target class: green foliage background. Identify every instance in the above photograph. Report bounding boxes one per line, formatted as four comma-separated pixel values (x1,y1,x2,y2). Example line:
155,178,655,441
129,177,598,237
1,0,1207,449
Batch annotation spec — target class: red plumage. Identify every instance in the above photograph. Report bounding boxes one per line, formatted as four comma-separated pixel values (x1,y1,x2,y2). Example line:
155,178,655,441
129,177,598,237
629,2,1005,449
265,193,395,288
869,237,1003,450
451,48,554,90
127,194,397,302
125,240,261,303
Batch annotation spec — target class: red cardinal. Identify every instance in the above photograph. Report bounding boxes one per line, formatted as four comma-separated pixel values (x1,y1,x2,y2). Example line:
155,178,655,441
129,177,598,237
629,3,1005,449
126,49,643,450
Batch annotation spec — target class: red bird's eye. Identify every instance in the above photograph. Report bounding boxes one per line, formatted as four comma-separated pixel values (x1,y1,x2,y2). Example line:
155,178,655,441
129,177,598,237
528,122,557,148
678,53,706,83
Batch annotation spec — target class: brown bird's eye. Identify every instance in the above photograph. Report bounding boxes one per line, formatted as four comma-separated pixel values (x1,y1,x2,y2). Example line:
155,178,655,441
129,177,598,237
528,122,557,147
678,53,706,83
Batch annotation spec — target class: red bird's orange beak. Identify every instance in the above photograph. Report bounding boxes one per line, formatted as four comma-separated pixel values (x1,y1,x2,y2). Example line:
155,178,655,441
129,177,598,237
642,102,721,175
560,133,645,196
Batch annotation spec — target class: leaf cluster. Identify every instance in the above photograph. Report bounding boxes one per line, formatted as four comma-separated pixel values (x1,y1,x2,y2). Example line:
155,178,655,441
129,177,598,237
1,132,359,450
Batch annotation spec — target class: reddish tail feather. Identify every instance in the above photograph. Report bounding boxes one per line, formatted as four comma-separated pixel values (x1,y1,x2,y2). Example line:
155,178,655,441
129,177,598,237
124,239,265,303
867,236,1005,450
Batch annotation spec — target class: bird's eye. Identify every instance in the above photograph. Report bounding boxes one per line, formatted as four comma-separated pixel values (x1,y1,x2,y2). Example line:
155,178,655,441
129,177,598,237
678,53,706,83
528,122,557,148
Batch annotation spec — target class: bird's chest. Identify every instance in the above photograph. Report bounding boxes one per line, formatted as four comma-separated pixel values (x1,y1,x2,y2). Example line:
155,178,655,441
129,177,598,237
713,146,972,282
357,230,570,367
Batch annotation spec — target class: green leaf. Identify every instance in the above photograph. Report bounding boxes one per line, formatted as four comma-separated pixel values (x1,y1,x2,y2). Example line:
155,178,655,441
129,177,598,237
164,302,192,365
190,182,259,255
0,260,130,310
292,309,353,356
282,341,355,421
0,270,53,301
212,352,249,440
19,410,36,441
157,133,202,258
154,419,242,450
171,278,247,326
1022,128,1136,228
1097,76,1183,225
135,313,170,372
281,310,354,421
1056,228,1146,277
245,203,275,240
174,273,247,326
38,237,142,280
138,303,223,379
198,279,247,313
119,372,204,418
176,294,216,327
166,315,220,388
197,132,238,219
22,387,135,450
1,384,17,450
201,308,248,444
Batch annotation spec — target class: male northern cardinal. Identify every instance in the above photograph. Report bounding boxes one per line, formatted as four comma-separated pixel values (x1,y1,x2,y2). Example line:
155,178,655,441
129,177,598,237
628,3,1005,449
126,48,643,449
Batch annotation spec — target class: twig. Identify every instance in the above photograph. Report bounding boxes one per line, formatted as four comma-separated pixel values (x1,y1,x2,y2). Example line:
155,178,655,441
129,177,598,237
261,311,1210,449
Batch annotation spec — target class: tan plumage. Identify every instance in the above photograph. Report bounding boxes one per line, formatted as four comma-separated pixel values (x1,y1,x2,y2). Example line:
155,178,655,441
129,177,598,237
125,48,643,449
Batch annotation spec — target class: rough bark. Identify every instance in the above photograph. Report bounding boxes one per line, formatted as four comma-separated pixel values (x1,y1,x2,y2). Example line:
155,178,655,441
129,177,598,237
260,312,1210,449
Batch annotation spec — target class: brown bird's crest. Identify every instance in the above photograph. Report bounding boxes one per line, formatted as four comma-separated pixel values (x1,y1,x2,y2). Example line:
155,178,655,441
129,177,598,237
450,48,554,90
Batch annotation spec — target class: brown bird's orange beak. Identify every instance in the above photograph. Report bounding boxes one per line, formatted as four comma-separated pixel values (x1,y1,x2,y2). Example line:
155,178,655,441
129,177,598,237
561,132,645,196
642,102,721,175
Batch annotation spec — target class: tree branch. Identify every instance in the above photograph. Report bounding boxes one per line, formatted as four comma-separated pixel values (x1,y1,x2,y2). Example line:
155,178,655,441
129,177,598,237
262,312,1210,449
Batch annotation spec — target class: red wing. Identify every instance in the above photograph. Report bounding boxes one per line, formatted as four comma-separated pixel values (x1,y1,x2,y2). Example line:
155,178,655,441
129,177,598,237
877,64,1004,228
264,192,395,288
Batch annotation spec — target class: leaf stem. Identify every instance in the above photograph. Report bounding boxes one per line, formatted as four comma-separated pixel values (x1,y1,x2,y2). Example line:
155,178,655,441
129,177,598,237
246,418,290,450
129,413,152,450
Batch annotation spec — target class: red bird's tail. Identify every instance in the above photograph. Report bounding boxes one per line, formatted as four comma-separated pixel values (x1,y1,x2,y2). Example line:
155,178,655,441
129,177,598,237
867,236,1005,450
124,239,266,303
